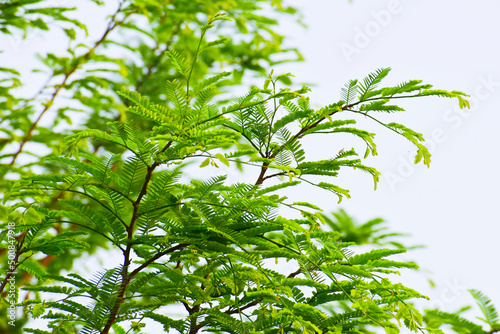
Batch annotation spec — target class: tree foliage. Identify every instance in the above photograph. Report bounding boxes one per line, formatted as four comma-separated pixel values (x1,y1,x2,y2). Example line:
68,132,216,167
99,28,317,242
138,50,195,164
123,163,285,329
0,1,497,334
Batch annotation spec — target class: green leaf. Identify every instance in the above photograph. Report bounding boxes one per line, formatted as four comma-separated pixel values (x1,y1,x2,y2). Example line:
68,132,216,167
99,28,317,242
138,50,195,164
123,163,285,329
165,50,190,77
470,289,499,326
358,68,391,101
19,259,48,280
215,153,230,167
200,157,211,167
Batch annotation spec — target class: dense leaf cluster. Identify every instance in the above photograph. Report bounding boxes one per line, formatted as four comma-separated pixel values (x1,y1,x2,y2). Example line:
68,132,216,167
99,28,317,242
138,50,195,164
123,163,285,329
0,1,497,334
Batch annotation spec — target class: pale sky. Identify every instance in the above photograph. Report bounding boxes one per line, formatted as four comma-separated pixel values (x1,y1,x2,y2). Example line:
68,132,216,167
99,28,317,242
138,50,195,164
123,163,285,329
283,0,500,315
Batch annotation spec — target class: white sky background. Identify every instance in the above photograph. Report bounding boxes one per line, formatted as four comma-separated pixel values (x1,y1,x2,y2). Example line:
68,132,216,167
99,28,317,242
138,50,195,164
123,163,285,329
1,0,499,330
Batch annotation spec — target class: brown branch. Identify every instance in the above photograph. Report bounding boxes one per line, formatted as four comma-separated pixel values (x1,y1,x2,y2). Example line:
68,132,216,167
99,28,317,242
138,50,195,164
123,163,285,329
128,243,188,280
253,162,270,187
0,231,27,295
226,300,260,315
0,253,21,295
287,268,301,278
252,106,345,189
224,268,301,317
185,272,215,333
183,301,192,313
262,171,286,182
271,107,345,161
189,306,202,334
101,141,172,333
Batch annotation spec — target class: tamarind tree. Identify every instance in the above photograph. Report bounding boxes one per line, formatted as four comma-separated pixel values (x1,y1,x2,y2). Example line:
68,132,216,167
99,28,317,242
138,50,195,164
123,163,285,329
1,1,498,333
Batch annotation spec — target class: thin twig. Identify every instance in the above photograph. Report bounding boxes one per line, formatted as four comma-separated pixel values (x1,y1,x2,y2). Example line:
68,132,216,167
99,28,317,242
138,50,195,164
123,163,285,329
9,0,134,166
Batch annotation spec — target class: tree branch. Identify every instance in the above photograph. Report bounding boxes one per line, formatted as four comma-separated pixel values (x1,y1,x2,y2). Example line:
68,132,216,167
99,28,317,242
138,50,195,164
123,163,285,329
9,0,135,166
287,268,301,278
129,243,188,279
101,141,172,334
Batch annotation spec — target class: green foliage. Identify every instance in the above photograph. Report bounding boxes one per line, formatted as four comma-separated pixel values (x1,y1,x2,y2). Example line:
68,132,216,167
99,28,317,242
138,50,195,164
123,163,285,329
0,1,496,334
469,289,500,329
423,290,500,334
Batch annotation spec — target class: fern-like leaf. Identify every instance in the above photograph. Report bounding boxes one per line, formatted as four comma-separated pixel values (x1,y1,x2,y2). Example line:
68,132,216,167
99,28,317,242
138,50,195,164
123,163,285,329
341,79,358,105
470,289,500,327
358,68,391,101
